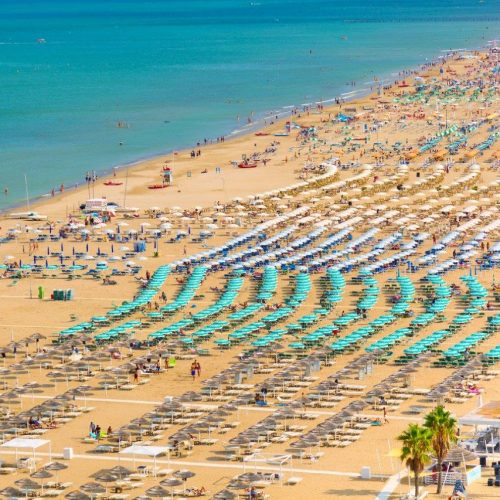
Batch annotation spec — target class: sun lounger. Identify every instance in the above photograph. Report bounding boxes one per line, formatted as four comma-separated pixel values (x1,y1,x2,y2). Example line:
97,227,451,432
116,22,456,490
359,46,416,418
286,477,303,485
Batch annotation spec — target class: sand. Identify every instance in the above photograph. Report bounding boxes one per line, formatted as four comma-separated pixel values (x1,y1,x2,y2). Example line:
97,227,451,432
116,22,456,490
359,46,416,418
0,49,498,500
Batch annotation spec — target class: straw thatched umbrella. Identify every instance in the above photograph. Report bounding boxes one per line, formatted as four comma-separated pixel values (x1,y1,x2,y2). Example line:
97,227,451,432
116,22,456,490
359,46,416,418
146,485,170,498
14,478,42,495
444,446,478,463
1,487,24,498
159,477,183,498
213,489,237,499
30,469,53,489
108,465,132,479
80,483,106,495
44,461,68,482
229,479,251,490
65,491,91,500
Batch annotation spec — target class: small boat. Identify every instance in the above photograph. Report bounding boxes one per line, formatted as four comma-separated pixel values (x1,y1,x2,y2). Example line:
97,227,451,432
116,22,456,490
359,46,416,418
255,132,270,136
273,133,289,137
238,162,257,169
104,181,123,186
148,184,168,189
8,211,47,221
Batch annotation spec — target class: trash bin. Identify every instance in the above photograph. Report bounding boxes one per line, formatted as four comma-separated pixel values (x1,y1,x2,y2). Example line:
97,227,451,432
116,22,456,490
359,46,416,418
360,466,371,479
480,456,487,467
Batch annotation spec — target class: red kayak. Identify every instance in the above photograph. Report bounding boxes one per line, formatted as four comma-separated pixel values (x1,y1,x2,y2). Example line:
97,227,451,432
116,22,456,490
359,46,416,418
255,132,270,136
238,163,257,169
148,184,168,189
104,181,123,186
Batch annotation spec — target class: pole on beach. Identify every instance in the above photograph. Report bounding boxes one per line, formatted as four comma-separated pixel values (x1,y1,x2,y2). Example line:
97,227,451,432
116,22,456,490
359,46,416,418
123,167,129,208
24,174,30,210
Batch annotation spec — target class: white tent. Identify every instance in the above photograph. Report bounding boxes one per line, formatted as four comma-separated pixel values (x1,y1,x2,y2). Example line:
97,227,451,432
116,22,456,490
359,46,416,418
459,401,500,428
1,438,51,466
120,444,171,476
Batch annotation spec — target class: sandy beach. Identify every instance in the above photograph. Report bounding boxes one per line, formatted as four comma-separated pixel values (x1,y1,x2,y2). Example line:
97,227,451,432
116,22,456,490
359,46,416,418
0,47,498,500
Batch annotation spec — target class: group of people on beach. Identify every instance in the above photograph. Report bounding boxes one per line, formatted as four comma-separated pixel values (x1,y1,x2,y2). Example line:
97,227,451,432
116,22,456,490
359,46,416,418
89,421,112,440
190,360,201,380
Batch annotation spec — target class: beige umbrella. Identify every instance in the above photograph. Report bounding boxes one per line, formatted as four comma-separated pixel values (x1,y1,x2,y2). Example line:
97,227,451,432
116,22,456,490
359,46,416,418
444,446,477,463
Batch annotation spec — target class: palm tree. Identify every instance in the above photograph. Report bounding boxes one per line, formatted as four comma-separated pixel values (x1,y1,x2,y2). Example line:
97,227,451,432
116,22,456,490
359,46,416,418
424,405,458,494
398,423,433,498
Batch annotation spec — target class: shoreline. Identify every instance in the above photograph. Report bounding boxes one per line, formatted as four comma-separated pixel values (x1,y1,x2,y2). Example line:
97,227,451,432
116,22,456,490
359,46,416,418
0,43,486,216
1,85,375,215
0,37,498,500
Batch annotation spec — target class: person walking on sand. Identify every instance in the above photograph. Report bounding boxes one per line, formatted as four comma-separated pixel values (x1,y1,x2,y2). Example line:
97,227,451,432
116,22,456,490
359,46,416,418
383,406,388,424
195,360,201,378
190,361,196,381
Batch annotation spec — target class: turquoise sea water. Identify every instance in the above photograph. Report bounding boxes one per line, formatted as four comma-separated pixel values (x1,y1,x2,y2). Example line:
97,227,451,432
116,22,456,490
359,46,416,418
0,0,498,209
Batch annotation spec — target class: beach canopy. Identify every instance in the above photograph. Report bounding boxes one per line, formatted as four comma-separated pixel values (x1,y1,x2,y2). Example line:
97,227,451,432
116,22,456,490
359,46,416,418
1,438,50,449
1,438,52,461
458,401,500,428
120,444,170,456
